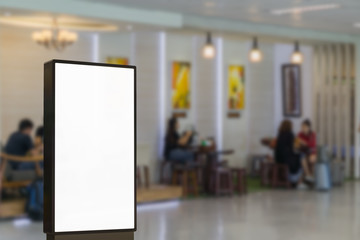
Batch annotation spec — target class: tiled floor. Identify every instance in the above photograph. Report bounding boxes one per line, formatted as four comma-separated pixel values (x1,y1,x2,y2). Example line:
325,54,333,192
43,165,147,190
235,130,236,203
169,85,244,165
1,182,360,240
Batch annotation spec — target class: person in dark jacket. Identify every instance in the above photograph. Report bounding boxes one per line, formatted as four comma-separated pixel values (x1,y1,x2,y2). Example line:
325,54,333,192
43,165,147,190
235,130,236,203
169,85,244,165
275,120,301,182
5,119,43,170
34,125,44,149
164,117,194,163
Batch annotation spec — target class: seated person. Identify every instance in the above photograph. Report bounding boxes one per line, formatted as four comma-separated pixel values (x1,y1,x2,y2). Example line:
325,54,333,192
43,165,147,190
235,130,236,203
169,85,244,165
275,120,301,183
4,119,43,170
34,125,44,149
164,117,194,163
298,119,317,182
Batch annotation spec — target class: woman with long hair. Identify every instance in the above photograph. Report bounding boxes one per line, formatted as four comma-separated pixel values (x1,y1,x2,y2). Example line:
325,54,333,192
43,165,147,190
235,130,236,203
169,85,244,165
164,117,194,163
298,119,317,182
275,120,301,182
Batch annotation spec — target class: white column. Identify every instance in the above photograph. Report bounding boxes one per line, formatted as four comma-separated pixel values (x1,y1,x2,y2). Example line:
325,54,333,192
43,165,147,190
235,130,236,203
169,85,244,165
335,44,342,162
319,46,327,145
215,37,224,150
132,32,164,183
344,44,352,177
312,46,319,135
91,33,99,62
158,32,166,158
327,45,334,152
354,39,360,178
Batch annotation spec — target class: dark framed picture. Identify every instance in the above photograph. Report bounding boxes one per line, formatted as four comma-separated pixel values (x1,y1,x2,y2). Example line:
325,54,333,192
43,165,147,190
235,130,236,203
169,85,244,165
282,64,302,117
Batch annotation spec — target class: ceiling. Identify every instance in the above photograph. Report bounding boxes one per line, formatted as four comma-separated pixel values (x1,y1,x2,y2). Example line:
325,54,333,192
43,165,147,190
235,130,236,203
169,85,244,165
0,15,118,31
77,0,360,35
0,8,162,34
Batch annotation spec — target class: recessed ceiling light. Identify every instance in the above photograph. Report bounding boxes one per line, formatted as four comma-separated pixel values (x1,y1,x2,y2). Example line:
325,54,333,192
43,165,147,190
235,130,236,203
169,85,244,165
353,22,360,28
271,4,340,15
249,6,259,14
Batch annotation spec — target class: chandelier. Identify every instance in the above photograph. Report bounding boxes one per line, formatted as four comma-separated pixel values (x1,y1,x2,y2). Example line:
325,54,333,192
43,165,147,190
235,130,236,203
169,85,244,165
0,15,118,51
32,19,78,51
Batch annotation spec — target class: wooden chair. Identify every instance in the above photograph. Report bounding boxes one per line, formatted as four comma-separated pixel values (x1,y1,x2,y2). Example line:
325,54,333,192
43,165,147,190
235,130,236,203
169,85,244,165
0,153,43,215
171,164,199,196
250,155,268,177
260,162,274,187
137,165,150,189
231,168,247,195
211,167,233,196
136,166,142,188
271,164,290,188
160,160,172,184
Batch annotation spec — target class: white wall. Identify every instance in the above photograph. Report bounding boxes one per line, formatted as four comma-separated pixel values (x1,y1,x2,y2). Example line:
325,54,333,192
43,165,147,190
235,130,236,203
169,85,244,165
0,26,94,143
132,32,163,182
98,33,131,63
221,39,249,167
165,33,218,148
274,44,314,134
0,27,316,181
247,43,276,155
97,31,167,183
194,35,217,140
165,33,195,133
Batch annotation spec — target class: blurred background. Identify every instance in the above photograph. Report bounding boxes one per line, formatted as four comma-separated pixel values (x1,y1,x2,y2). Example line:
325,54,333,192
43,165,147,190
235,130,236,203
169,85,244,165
0,0,360,239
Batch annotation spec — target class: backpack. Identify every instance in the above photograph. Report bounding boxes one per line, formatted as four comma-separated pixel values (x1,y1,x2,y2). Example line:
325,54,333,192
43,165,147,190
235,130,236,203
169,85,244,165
26,178,44,221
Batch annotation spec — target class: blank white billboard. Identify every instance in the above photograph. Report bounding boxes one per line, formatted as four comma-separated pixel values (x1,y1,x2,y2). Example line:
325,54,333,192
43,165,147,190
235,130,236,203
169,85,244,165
53,62,135,233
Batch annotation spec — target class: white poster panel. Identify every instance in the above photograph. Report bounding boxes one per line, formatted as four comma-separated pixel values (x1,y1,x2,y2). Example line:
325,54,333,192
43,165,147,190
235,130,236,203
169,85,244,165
54,62,135,233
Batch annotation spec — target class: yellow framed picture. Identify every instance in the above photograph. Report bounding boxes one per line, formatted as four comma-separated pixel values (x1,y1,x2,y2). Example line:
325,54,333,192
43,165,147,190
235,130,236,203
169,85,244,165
228,65,245,111
106,57,129,65
172,61,191,110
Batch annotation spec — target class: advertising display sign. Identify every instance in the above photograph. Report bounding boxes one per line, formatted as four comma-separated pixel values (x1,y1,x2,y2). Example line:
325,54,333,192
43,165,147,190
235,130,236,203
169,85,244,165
44,60,136,237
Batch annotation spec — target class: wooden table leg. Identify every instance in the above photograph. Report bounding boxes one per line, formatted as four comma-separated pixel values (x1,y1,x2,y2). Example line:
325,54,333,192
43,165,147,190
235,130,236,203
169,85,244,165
144,166,150,189
189,170,199,196
243,170,248,194
136,166,142,188
182,171,188,196
172,170,178,185
0,158,6,216
272,166,278,188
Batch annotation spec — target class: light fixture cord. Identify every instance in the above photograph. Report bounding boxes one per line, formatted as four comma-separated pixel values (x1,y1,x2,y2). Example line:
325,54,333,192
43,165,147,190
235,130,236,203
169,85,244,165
253,37,258,49
295,41,300,52
206,32,212,44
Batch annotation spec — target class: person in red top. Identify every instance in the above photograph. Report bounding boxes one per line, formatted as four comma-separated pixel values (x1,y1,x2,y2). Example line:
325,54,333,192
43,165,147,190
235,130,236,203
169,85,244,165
298,119,317,182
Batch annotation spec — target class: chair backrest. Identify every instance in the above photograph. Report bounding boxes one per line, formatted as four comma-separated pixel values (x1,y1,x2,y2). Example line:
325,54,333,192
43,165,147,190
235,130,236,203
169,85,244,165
136,144,151,187
317,146,331,162
0,153,43,163
0,153,43,216
137,144,151,166
0,153,43,189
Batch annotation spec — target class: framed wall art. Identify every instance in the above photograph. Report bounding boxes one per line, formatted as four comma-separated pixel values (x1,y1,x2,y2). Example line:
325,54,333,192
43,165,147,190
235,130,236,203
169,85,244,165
282,64,302,117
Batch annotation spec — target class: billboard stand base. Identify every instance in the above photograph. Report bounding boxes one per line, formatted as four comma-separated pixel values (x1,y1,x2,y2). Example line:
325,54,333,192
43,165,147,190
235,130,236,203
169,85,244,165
46,232,134,240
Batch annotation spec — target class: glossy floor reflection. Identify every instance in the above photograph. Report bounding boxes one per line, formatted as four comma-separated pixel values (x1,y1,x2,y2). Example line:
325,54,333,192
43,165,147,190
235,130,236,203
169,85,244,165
1,182,360,240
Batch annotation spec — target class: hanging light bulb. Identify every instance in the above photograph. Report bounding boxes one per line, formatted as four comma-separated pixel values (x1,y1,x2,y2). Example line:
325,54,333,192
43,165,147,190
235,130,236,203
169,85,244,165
291,41,303,64
249,37,263,63
202,32,215,59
